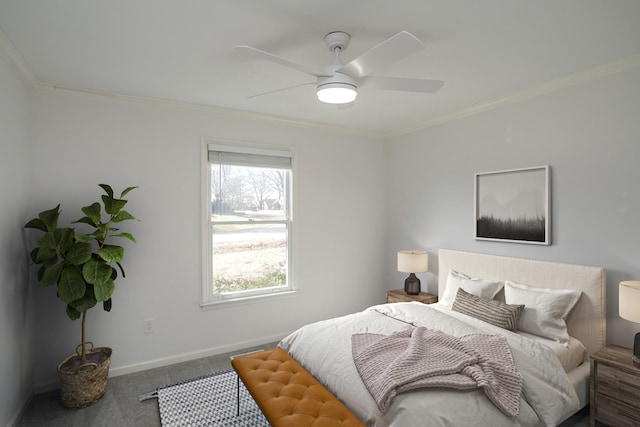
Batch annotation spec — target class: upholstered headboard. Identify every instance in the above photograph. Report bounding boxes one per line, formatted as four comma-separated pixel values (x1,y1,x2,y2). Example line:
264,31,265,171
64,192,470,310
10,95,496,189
438,249,606,357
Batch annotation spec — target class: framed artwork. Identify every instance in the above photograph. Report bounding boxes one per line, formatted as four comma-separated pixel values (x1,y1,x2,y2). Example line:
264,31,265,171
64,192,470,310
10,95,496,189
474,165,550,245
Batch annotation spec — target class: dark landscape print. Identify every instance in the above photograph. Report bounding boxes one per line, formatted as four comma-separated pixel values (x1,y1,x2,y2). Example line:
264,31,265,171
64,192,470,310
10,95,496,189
475,167,548,244
476,214,545,242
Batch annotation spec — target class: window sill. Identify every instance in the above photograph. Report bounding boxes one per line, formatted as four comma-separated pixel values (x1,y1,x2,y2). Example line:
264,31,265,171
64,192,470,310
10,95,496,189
200,289,300,311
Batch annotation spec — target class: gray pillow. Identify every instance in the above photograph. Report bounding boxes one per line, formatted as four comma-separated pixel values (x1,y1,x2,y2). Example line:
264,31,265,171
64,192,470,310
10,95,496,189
452,288,524,331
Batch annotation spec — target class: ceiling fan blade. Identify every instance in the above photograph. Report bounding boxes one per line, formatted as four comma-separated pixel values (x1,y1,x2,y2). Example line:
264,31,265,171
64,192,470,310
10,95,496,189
338,31,425,79
235,45,328,77
360,76,444,93
246,82,315,99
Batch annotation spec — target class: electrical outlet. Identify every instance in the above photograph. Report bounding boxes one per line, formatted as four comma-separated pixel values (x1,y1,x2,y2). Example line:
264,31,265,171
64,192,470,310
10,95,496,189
143,318,155,334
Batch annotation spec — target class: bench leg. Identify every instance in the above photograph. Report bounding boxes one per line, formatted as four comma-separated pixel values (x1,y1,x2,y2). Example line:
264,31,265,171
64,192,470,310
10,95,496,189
237,374,240,416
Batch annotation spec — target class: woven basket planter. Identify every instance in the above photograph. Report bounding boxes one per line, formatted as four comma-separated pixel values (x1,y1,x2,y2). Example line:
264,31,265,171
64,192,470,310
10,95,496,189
57,344,112,409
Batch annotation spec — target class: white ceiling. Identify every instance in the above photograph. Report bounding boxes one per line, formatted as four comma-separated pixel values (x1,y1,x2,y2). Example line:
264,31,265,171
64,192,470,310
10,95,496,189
1,0,639,136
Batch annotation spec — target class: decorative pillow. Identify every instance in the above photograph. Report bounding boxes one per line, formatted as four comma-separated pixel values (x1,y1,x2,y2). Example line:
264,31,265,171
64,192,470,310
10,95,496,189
452,288,524,331
504,280,581,344
439,270,504,307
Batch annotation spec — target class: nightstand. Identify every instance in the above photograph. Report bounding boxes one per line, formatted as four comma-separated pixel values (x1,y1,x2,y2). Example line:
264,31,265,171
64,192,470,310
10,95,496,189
386,289,437,304
590,345,640,427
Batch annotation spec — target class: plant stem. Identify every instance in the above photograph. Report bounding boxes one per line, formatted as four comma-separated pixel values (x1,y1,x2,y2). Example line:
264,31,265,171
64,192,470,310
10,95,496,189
81,310,87,360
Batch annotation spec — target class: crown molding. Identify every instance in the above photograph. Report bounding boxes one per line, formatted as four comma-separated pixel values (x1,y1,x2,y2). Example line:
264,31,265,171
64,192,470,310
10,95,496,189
33,83,383,139
386,52,640,138
0,28,38,88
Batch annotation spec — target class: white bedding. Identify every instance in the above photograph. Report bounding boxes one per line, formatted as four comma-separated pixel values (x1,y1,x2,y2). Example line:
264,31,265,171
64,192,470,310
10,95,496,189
517,332,586,372
279,302,580,427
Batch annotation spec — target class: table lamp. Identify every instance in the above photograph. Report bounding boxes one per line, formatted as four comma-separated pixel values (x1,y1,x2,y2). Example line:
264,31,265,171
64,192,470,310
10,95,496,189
619,281,640,368
397,250,428,295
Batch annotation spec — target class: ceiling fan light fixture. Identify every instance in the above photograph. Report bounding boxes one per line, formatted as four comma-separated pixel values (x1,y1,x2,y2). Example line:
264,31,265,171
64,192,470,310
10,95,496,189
317,83,357,104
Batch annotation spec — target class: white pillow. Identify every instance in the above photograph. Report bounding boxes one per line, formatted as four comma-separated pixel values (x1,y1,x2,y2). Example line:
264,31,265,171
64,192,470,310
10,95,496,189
439,270,503,307
504,280,581,344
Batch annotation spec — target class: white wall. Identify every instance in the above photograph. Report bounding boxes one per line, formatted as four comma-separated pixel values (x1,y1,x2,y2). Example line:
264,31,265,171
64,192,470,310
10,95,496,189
387,67,640,348
0,56,33,425
28,91,388,389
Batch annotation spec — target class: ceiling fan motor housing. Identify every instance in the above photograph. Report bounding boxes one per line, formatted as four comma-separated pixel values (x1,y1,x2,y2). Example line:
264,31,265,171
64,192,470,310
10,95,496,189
317,72,356,90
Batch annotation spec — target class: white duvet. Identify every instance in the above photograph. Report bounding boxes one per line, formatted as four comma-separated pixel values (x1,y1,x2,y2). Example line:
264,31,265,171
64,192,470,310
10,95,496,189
279,302,579,427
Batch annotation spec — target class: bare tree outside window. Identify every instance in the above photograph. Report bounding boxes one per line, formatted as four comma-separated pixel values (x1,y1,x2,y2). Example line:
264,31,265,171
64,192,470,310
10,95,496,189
210,163,289,295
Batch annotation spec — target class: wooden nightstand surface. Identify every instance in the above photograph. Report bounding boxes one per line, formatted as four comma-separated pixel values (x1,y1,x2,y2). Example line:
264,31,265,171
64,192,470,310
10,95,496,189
386,289,438,304
590,344,640,427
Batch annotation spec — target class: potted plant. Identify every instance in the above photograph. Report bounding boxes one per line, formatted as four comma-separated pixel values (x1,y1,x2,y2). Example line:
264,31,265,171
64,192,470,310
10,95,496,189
24,184,138,409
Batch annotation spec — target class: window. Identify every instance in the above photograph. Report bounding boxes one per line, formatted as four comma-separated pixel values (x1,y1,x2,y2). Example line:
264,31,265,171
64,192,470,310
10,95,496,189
202,143,293,305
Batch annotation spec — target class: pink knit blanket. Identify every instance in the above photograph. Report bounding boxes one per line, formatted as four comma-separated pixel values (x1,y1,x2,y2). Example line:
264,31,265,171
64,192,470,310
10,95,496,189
351,327,524,416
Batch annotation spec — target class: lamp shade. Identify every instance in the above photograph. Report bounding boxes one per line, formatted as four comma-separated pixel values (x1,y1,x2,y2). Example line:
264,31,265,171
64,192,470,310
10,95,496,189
397,250,428,273
620,281,640,323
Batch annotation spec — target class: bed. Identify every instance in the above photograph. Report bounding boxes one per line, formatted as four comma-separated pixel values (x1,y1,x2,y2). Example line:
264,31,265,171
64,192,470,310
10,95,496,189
278,249,606,427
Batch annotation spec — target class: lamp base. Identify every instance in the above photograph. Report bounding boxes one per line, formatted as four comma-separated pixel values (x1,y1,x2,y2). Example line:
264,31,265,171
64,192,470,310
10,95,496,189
404,273,421,295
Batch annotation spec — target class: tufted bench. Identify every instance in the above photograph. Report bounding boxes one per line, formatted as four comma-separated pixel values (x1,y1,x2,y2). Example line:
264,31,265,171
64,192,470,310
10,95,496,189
231,348,365,427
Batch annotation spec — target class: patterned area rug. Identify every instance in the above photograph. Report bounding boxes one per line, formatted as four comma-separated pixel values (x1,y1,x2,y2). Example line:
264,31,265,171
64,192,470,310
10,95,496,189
157,369,269,427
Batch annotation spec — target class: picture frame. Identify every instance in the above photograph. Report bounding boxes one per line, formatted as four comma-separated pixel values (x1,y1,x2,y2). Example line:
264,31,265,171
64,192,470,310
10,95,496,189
474,165,550,245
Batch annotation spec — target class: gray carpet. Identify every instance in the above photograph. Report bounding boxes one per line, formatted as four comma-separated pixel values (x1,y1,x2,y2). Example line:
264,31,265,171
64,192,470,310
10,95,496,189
17,343,277,427
157,369,268,427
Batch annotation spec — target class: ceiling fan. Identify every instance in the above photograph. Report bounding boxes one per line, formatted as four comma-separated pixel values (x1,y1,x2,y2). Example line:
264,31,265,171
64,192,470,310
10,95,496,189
235,31,444,105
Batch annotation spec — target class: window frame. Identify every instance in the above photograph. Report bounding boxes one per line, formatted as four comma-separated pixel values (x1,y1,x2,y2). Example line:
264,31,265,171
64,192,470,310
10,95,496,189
200,139,296,308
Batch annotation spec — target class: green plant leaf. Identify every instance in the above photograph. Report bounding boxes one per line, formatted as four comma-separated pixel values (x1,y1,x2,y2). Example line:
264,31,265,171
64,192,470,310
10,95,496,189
58,267,86,303
82,259,113,285
31,247,58,265
74,233,93,243
103,298,112,312
29,247,40,263
98,245,124,263
120,186,138,197
69,288,97,313
79,202,101,225
102,196,127,215
65,304,81,320
42,254,59,268
94,279,114,302
38,205,61,231
66,242,93,265
99,184,114,199
37,265,46,282
36,231,57,250
24,218,48,232
53,227,75,253
42,262,64,286
34,234,58,262
73,216,96,227
113,232,136,243
113,210,136,223
92,228,106,243
25,205,60,232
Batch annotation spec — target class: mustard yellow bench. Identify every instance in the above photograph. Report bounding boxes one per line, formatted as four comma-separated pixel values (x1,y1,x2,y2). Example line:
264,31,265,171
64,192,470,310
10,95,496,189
231,348,365,427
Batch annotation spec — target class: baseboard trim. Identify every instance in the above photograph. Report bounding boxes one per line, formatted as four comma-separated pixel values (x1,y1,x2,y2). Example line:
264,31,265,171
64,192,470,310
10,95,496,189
28,332,291,397
109,331,290,378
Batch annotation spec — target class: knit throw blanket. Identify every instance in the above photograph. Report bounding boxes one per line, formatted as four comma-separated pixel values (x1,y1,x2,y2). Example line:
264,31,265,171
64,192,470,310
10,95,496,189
351,327,524,416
